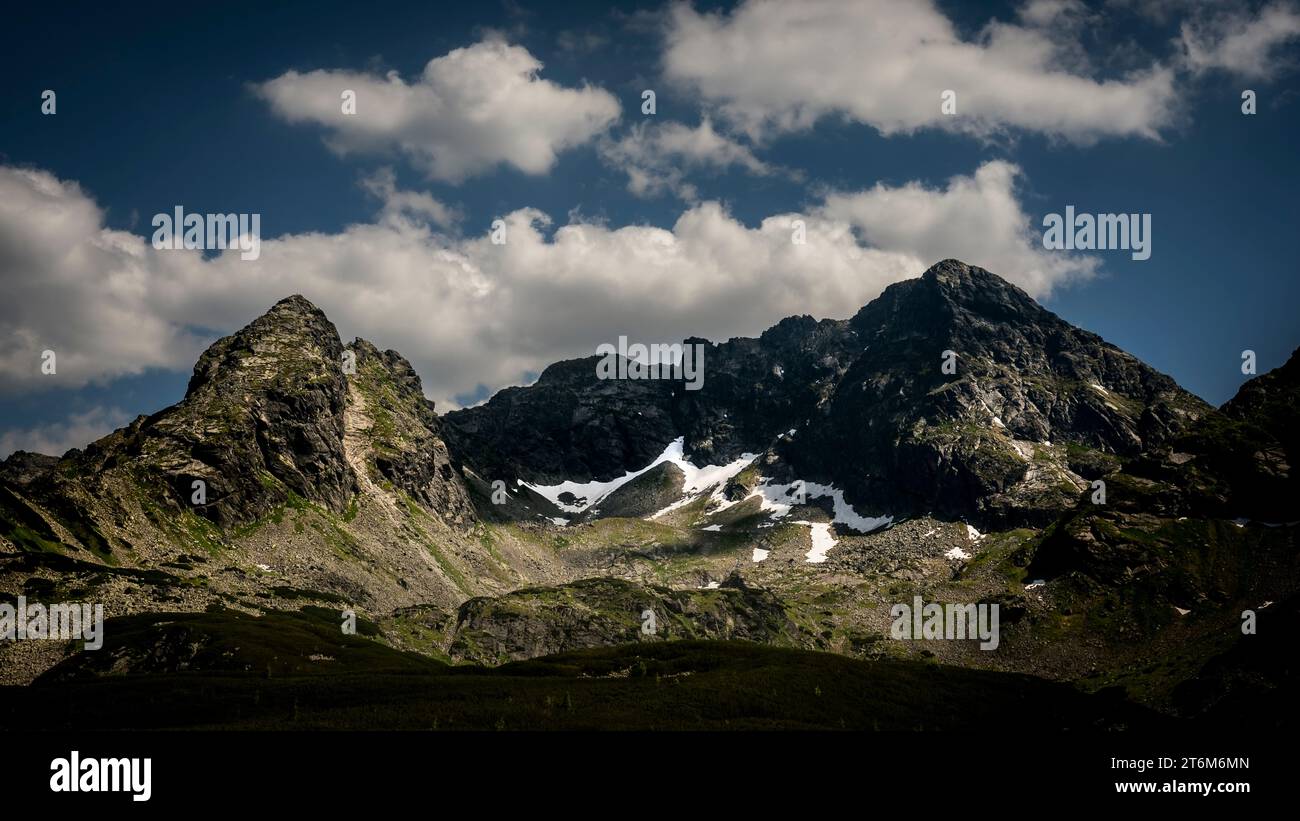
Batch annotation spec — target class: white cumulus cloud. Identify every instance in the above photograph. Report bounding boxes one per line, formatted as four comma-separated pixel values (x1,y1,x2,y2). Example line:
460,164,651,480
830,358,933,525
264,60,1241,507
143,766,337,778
599,118,776,200
1179,1,1300,79
662,0,1178,143
254,38,622,182
820,161,1094,298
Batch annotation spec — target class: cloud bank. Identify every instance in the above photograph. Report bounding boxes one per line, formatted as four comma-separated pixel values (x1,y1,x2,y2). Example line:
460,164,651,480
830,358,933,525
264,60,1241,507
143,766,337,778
0,161,1095,427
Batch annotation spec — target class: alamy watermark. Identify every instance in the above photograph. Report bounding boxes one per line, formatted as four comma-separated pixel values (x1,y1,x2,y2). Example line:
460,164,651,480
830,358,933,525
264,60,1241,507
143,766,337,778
152,206,261,261
0,596,103,650
890,596,999,650
1042,206,1151,261
596,336,705,390
50,751,151,802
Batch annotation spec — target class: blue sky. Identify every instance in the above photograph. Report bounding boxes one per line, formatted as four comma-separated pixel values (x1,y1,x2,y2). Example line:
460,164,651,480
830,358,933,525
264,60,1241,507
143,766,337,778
1,0,1298,456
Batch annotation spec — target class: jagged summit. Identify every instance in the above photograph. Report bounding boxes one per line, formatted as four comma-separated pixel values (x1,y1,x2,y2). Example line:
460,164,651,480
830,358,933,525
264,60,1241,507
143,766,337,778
922,257,982,284
271,293,320,311
852,258,1053,335
920,257,1023,289
185,293,343,398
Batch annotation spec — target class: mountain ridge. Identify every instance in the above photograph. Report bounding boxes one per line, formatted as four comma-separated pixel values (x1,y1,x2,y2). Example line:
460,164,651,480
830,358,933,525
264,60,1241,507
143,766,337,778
444,258,1211,527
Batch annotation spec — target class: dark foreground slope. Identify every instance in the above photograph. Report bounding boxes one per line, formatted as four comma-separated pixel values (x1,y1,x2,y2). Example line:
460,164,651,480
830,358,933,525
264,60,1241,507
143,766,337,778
2,609,1163,731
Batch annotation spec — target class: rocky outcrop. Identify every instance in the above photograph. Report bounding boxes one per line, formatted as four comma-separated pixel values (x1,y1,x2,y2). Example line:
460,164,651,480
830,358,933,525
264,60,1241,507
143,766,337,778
346,338,474,528
581,462,685,520
447,574,803,664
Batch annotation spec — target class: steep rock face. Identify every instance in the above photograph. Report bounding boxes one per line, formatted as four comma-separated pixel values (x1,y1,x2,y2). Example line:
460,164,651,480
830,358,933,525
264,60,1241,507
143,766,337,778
442,356,680,486
1097,346,1300,523
1207,346,1299,519
442,316,857,486
672,315,860,465
346,338,474,528
0,294,361,569
135,295,357,526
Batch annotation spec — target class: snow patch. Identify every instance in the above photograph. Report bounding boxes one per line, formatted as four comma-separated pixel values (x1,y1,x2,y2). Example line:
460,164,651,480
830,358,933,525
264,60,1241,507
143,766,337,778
523,437,755,516
794,521,837,563
751,547,769,562
945,546,970,560
737,479,892,534
649,440,758,519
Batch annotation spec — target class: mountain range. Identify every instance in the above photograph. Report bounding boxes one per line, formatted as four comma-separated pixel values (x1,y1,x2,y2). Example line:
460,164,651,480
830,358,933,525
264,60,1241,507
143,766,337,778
2,259,1296,729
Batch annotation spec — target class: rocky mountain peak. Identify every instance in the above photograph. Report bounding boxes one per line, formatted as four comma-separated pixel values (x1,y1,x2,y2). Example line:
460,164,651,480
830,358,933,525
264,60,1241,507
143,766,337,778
271,293,320,313
853,259,1047,340
806,261,1211,523
185,294,339,398
133,295,357,525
